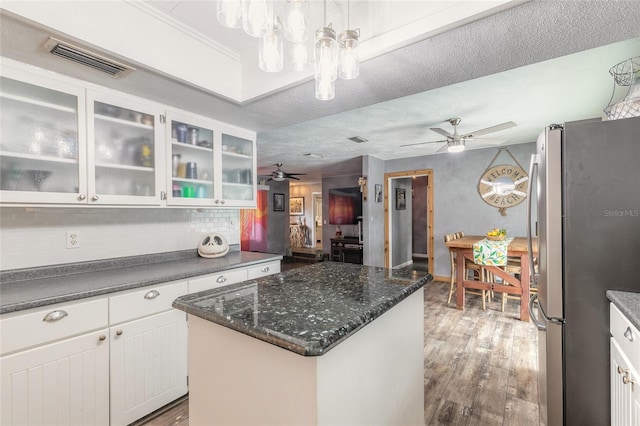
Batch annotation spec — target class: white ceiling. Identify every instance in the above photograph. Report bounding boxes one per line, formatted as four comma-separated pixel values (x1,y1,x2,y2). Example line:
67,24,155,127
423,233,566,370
1,1,639,184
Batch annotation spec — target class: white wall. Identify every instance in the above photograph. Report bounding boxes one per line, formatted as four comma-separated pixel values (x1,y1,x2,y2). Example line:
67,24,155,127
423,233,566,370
0,207,239,270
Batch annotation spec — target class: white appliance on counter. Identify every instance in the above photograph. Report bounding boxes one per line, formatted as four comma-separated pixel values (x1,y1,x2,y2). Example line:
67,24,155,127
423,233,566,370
526,116,640,426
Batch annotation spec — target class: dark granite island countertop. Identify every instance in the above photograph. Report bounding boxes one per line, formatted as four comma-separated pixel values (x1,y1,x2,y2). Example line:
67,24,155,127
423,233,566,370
172,262,432,356
0,250,282,314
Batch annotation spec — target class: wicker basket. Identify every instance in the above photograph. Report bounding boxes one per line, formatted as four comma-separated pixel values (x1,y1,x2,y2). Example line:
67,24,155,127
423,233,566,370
486,234,506,241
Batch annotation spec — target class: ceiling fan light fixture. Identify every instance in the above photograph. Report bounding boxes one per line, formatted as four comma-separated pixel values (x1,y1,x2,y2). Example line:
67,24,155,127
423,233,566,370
447,140,465,153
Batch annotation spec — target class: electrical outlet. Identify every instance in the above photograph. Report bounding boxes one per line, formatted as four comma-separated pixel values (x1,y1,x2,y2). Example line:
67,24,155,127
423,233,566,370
66,231,80,249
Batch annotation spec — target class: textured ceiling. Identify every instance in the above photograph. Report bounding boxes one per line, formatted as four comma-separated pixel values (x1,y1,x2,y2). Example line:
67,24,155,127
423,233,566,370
1,1,639,184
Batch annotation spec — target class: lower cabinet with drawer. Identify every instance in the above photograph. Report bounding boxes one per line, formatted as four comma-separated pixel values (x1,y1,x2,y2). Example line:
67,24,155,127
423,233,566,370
0,299,110,426
610,303,640,426
108,280,188,426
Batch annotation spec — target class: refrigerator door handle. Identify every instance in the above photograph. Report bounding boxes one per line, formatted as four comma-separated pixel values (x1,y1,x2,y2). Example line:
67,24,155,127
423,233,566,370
526,154,540,287
530,293,565,331
529,293,546,331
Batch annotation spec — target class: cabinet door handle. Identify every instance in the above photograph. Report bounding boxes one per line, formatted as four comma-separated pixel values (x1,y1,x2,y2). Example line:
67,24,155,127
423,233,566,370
216,275,227,283
623,372,635,389
220,199,225,204
78,194,86,201
115,329,123,336
43,310,68,322
261,266,270,273
618,366,628,375
624,327,634,342
144,290,160,299
98,335,107,341
214,199,220,204
91,195,99,202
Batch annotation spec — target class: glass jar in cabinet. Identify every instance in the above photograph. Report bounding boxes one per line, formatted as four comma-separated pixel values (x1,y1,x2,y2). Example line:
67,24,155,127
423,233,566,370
0,67,87,204
218,126,256,207
165,110,215,206
86,90,163,205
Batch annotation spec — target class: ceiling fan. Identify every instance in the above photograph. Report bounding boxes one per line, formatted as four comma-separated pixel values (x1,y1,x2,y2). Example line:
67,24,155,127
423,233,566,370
264,163,307,181
400,117,517,153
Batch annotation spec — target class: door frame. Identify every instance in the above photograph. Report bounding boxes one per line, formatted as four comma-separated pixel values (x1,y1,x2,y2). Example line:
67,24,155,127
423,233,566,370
384,169,434,276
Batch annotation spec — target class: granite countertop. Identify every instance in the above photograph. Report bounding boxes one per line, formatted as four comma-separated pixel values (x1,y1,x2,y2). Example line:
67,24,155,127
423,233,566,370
173,262,432,357
0,250,282,314
607,290,640,330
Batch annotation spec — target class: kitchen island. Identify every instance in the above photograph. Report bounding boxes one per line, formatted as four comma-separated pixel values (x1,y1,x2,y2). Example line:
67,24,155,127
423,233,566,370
173,262,432,426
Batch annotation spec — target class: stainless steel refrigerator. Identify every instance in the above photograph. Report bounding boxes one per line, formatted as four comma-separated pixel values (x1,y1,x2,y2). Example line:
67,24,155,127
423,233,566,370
526,116,640,426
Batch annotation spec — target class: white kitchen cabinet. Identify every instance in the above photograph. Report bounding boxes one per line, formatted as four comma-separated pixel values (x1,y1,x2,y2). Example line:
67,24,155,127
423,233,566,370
0,297,110,426
0,64,87,204
217,124,256,207
86,89,163,205
109,310,187,426
108,280,188,425
165,109,256,208
610,303,640,426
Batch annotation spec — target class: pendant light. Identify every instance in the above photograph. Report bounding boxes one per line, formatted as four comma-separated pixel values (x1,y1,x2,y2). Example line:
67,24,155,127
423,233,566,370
338,0,360,80
290,41,309,71
259,14,283,72
314,0,337,100
284,0,308,43
242,0,271,37
216,0,242,28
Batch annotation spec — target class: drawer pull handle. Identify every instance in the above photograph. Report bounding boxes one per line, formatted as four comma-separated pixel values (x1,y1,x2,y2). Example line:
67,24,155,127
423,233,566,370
216,276,227,283
261,266,270,273
98,335,107,341
144,290,160,300
115,329,123,336
43,310,68,322
624,327,634,342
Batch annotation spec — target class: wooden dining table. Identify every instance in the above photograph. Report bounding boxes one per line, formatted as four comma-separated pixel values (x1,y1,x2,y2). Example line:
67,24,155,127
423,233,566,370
445,235,538,321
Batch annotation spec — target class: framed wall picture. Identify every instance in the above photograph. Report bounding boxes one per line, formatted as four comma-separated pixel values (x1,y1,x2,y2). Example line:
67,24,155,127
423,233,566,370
290,197,304,215
273,193,285,212
395,188,406,210
375,184,383,203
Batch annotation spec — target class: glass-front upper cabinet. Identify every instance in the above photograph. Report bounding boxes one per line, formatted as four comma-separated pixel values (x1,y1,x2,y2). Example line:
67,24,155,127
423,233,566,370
86,90,162,205
165,110,215,207
0,69,87,204
218,125,256,207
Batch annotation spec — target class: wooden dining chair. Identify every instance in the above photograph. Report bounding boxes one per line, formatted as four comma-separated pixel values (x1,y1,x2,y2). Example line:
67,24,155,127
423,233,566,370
499,257,538,312
445,232,490,309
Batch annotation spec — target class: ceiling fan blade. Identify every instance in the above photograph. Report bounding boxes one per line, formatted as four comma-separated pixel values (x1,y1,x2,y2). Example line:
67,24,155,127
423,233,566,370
436,143,450,153
463,121,516,138
430,127,454,138
465,137,505,144
288,176,301,180
400,139,447,147
285,173,306,176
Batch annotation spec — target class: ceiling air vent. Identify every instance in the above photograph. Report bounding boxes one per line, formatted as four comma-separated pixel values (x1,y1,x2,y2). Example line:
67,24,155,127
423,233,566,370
42,37,135,78
348,136,368,143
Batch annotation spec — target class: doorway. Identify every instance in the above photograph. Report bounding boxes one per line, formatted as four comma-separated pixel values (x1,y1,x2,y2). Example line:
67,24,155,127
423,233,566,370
312,192,322,249
384,169,434,275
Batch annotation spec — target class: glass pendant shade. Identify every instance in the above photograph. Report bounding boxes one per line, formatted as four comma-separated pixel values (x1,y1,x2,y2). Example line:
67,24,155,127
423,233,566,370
290,41,309,71
338,29,360,79
314,27,337,83
242,0,271,37
315,77,335,101
259,15,283,72
285,0,308,43
217,0,242,28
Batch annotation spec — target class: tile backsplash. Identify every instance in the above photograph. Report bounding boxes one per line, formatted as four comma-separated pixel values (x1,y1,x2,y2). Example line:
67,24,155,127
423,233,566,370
0,207,240,271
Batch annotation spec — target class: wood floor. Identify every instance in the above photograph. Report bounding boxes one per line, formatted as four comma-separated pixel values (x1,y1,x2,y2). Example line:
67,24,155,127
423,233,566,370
139,261,540,426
